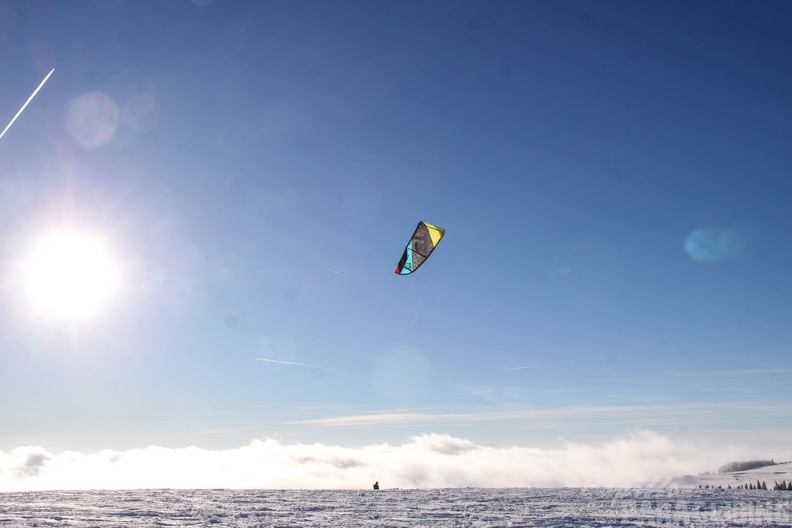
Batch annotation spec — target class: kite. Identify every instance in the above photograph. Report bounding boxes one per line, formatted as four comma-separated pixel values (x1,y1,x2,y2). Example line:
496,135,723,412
395,221,445,275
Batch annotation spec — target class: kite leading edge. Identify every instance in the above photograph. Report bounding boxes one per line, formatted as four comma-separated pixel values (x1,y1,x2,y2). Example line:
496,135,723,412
395,221,445,275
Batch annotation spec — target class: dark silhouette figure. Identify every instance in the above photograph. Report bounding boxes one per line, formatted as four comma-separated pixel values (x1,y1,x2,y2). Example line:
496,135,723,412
373,481,379,490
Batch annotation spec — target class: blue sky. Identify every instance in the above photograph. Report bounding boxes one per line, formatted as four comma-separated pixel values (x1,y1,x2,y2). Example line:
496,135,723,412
0,1,791,487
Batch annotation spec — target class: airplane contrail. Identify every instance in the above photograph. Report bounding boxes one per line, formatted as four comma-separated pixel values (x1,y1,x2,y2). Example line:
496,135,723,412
0,68,55,141
505,360,586,371
254,357,350,376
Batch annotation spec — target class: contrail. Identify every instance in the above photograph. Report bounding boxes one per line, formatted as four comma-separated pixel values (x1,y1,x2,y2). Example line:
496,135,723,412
505,360,586,371
254,357,349,376
0,68,55,141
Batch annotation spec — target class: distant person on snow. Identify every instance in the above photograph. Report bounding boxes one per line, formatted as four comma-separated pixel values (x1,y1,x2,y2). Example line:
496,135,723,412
373,481,379,490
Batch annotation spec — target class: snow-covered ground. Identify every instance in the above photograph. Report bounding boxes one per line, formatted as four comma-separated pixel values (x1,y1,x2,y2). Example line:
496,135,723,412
0,487,790,527
673,462,792,489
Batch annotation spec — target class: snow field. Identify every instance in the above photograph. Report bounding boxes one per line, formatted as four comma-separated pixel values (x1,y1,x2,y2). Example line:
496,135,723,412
0,488,790,527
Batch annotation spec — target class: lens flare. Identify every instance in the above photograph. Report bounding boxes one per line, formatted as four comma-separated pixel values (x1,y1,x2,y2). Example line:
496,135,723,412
66,91,120,148
685,228,745,263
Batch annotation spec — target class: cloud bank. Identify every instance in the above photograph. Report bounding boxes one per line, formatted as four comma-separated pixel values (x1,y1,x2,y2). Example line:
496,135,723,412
0,430,786,492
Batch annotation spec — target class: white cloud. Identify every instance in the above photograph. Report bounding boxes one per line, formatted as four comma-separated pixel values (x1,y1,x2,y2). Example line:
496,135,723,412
1,431,789,492
291,402,791,428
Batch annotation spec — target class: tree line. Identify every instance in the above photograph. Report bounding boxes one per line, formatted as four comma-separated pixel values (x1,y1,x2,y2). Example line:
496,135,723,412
699,480,792,490
717,459,777,473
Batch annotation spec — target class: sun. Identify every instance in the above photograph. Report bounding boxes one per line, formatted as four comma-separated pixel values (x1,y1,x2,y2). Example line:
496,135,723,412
22,229,119,321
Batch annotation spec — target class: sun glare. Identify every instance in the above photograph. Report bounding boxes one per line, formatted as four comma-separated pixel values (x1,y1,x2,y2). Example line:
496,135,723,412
22,229,119,321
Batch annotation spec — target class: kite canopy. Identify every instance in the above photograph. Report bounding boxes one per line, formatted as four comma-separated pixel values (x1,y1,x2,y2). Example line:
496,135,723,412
395,221,445,275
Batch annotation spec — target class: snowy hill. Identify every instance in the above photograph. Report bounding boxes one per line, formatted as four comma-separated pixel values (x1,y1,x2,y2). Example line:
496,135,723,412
672,461,792,489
